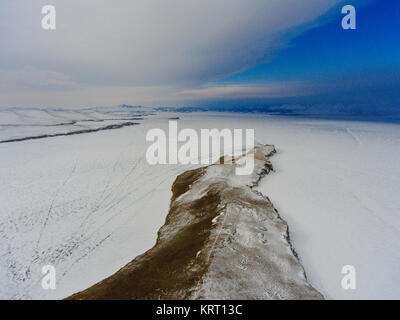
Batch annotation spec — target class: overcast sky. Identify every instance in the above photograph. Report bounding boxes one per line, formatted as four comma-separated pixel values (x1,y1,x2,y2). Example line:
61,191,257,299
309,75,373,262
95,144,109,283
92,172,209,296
0,0,344,108
0,0,398,115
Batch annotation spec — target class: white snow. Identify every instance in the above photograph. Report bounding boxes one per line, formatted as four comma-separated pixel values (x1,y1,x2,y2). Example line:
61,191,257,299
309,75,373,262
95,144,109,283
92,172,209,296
1,109,399,299
0,107,150,142
252,117,400,300
186,145,322,300
179,113,400,299
0,109,196,299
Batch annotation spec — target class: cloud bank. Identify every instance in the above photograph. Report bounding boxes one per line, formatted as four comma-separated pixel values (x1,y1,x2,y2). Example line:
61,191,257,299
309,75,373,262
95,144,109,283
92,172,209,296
0,0,341,107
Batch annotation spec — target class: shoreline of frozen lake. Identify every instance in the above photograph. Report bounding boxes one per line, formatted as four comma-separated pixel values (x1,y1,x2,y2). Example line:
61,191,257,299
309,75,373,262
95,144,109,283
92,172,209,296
1,108,399,299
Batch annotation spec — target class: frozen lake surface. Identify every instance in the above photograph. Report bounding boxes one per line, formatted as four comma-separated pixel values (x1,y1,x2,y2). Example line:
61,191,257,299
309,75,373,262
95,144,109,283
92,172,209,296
0,108,399,299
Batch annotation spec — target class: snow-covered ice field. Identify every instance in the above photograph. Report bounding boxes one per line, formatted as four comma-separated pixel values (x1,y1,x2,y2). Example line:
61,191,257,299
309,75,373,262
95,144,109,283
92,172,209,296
0,108,399,299
0,108,198,299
